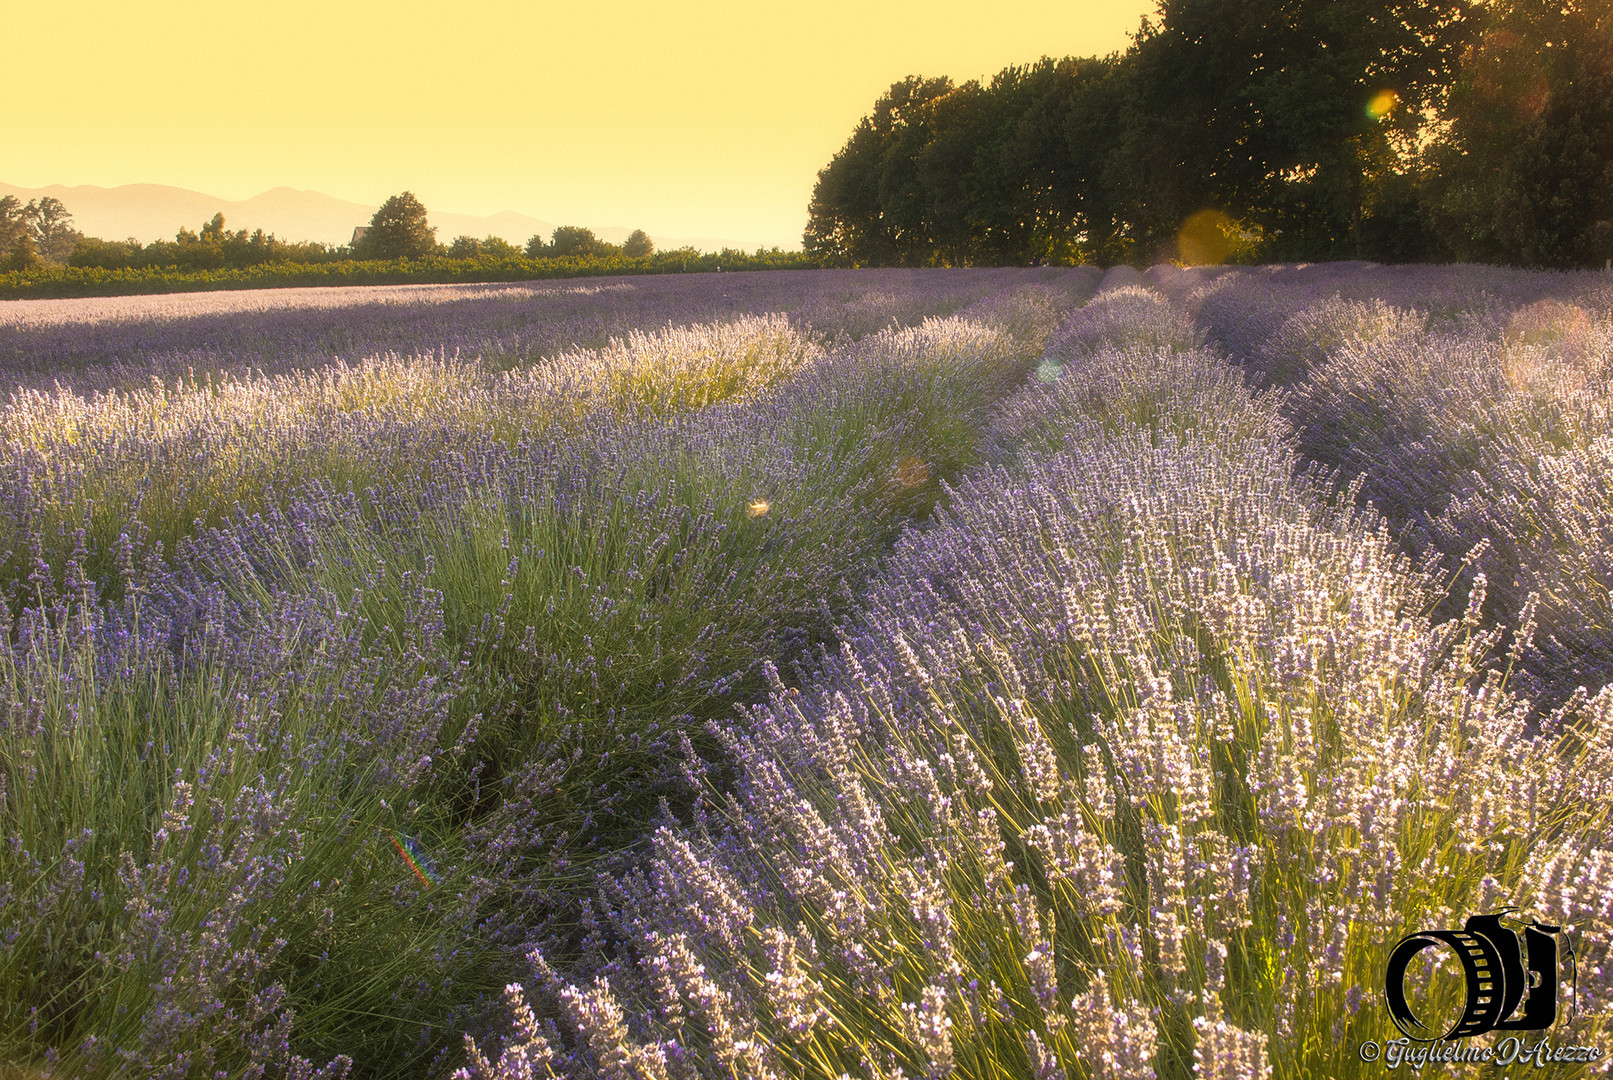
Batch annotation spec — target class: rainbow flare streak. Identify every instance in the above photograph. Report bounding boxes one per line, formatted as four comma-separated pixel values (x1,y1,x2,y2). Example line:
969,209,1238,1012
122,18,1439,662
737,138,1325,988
389,832,436,887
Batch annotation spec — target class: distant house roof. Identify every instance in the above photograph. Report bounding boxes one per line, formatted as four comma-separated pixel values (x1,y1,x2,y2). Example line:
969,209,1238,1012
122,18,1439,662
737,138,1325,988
351,226,369,246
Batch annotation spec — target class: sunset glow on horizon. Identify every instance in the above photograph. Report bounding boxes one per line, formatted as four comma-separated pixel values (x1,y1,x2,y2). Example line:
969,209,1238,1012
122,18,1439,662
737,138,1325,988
5,1,1153,249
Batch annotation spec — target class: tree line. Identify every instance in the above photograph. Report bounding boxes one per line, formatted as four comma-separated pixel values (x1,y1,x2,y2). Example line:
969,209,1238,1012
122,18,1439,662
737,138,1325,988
805,0,1613,268
0,196,82,270
0,190,662,273
348,192,656,262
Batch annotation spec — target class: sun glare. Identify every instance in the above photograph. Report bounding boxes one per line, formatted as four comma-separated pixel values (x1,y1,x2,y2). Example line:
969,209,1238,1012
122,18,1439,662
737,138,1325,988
1366,88,1400,120
1176,209,1236,265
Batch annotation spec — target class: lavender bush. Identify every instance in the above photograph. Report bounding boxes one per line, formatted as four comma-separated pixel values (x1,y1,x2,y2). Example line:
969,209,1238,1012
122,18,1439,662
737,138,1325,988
467,282,1613,1079
1187,266,1613,707
5,265,1612,1078
0,270,1084,1078
0,269,1089,398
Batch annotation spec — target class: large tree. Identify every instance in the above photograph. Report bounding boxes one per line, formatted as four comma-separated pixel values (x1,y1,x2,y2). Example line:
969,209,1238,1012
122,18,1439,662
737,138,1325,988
19,197,82,265
622,229,654,258
0,196,25,263
1114,0,1474,259
357,192,437,260
548,226,612,258
804,75,955,266
1008,56,1130,264
1422,0,1613,266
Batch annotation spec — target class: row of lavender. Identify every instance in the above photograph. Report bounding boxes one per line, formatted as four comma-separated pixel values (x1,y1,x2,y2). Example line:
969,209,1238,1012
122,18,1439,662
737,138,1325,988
0,270,1097,1078
461,281,1613,1079
0,269,1084,682
0,269,1062,398
1151,262,1613,709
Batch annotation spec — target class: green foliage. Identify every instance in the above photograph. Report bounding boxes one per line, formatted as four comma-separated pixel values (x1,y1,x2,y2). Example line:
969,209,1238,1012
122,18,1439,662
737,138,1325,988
0,197,82,267
3,234,41,273
1118,0,1474,260
355,192,437,260
67,237,141,270
804,0,1528,267
479,235,520,259
68,215,341,272
21,197,82,265
1421,0,1613,267
622,228,654,258
447,235,521,259
0,197,24,262
0,249,819,300
804,75,957,267
548,225,617,259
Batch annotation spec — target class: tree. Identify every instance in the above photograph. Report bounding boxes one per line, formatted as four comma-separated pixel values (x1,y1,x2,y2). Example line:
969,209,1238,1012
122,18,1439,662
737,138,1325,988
68,237,139,269
804,75,956,266
200,212,227,244
524,234,549,258
0,196,25,260
1114,0,1474,260
1037,56,1134,264
549,225,607,258
453,235,520,258
1422,0,1613,266
357,192,437,260
480,236,521,258
4,232,41,272
23,197,83,264
623,229,654,257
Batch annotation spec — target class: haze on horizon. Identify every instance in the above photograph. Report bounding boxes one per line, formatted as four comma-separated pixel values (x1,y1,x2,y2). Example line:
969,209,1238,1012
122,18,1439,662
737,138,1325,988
5,0,1152,251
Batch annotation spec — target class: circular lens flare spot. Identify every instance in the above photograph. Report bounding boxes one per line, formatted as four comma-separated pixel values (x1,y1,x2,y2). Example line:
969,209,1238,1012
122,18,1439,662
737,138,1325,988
1176,209,1236,265
1366,89,1400,120
895,455,930,488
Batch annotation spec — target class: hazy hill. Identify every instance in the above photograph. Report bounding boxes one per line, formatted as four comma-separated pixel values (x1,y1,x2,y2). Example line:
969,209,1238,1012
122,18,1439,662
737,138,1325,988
0,182,771,253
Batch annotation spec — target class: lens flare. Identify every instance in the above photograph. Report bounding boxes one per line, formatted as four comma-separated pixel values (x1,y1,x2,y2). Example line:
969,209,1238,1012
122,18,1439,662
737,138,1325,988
747,499,770,517
1175,209,1235,266
1366,89,1400,120
895,455,929,488
390,832,436,888
1503,299,1594,389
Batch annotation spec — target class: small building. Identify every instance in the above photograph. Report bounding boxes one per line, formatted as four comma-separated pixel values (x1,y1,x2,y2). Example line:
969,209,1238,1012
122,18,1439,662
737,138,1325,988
350,226,369,247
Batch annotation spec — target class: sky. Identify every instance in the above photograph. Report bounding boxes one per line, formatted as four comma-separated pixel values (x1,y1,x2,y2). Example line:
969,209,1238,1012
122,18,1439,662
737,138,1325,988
4,1,1155,251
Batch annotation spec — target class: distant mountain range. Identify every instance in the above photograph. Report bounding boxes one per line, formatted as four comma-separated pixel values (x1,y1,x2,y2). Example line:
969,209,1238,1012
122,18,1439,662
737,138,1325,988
0,182,776,254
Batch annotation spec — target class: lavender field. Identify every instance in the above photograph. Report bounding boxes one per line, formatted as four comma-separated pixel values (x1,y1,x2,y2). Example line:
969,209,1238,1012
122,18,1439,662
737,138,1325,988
0,264,1610,1080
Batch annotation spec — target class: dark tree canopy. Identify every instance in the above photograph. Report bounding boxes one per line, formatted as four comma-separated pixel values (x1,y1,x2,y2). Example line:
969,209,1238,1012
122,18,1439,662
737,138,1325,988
1423,0,1613,266
1114,0,1473,258
358,192,437,260
800,0,1611,268
4,232,41,272
549,226,610,258
804,75,956,267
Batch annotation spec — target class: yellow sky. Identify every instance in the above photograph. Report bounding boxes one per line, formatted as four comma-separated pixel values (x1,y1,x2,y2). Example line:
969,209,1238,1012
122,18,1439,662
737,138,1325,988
5,1,1153,250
